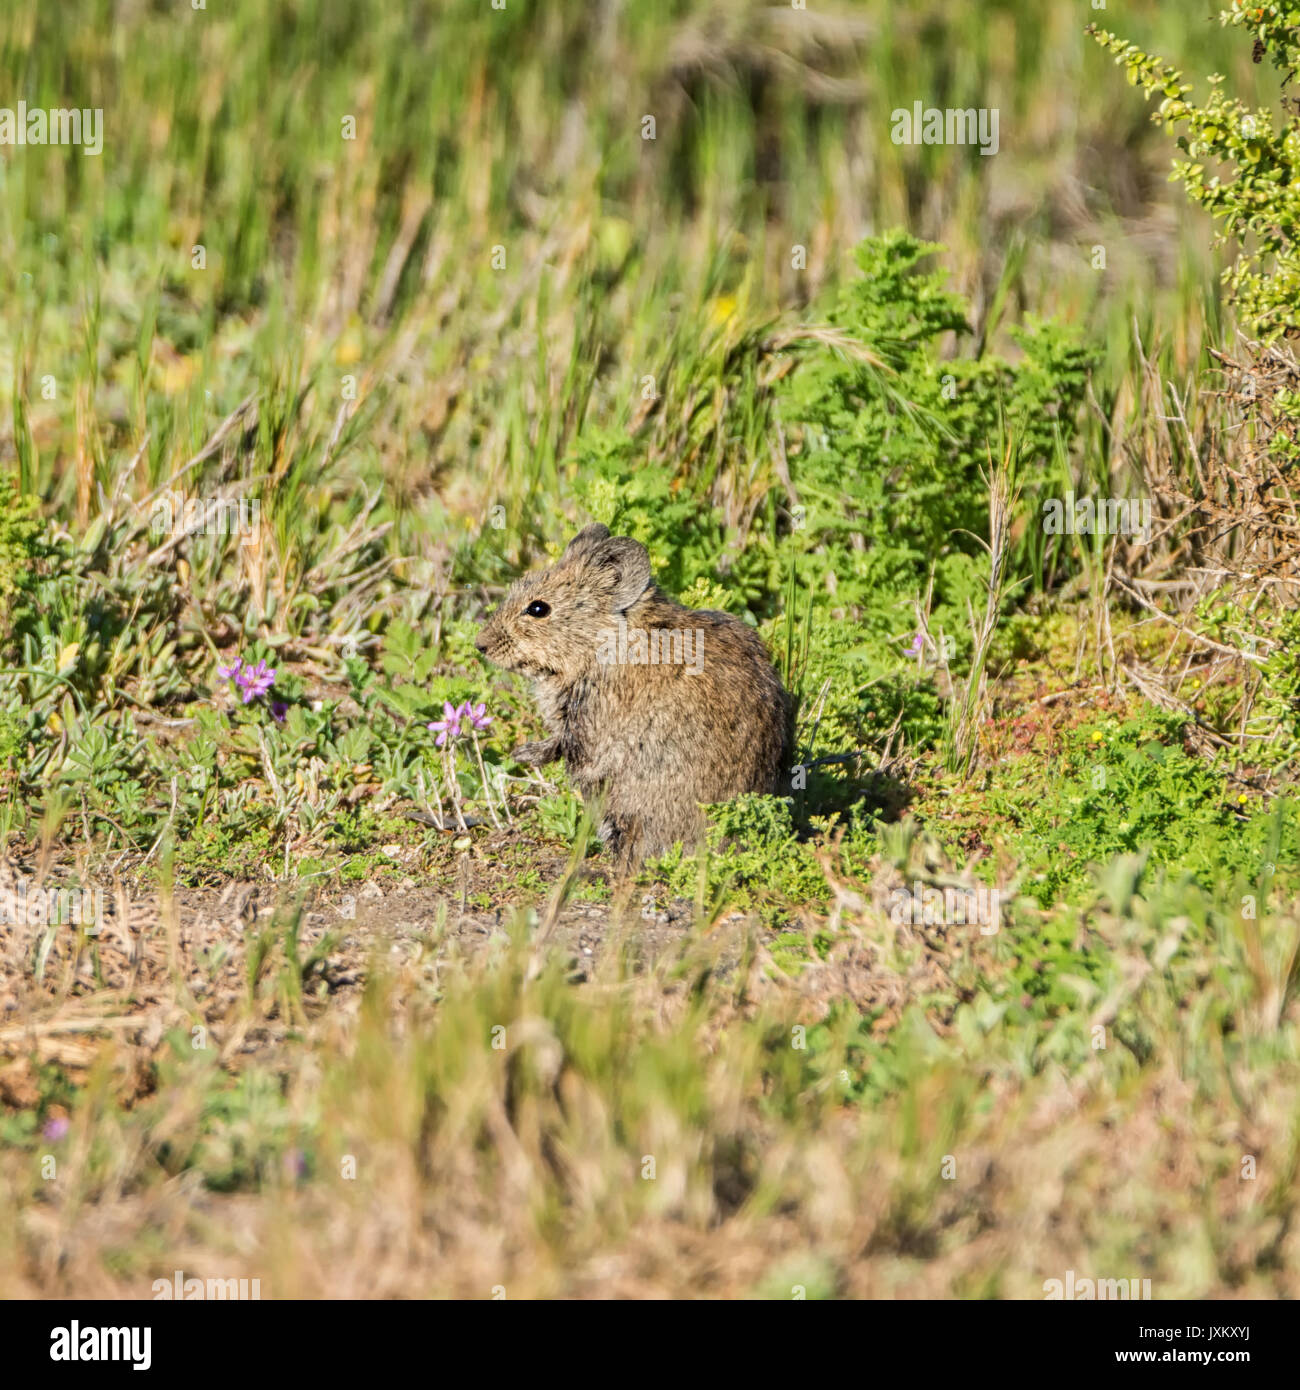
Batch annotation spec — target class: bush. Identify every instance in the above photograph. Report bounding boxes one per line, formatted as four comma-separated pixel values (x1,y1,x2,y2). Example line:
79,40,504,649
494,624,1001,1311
0,474,47,656
1090,6,1300,342
779,232,1093,644
1090,7,1300,750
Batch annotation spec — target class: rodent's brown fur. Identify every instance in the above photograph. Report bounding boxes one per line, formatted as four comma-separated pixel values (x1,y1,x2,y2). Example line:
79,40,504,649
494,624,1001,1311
475,524,792,866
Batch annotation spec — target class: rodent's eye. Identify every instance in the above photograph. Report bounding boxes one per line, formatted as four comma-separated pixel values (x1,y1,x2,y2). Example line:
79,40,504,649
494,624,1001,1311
524,600,551,619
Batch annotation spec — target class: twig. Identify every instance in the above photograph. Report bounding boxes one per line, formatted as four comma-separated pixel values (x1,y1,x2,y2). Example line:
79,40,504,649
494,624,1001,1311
1112,575,1269,664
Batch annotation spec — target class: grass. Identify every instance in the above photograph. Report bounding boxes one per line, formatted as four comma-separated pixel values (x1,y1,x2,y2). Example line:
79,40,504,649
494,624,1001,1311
2,0,1299,1299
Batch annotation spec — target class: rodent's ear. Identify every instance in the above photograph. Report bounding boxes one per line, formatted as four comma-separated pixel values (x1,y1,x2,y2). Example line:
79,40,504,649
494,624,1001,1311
591,536,652,611
563,523,611,560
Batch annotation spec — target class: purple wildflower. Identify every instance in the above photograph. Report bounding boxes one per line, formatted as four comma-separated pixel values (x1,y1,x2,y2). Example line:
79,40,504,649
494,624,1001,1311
43,1116,69,1141
427,701,463,748
236,658,276,703
218,654,285,718
461,701,492,733
905,632,924,658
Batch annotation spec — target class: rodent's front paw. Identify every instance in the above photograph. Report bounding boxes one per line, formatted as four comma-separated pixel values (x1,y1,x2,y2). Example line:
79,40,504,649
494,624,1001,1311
512,738,561,767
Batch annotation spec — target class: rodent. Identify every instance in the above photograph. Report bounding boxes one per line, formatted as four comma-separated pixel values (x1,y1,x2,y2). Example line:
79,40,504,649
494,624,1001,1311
475,523,793,867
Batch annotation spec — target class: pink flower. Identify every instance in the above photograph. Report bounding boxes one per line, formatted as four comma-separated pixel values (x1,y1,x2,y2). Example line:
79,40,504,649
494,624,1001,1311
427,700,493,746
236,658,276,703
461,701,492,732
427,701,463,748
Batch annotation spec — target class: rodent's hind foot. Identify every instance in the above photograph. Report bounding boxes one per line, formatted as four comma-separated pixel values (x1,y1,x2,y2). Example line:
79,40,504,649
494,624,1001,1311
596,816,641,875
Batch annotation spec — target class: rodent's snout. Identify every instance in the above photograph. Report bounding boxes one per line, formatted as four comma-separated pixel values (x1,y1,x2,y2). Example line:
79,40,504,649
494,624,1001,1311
473,632,489,654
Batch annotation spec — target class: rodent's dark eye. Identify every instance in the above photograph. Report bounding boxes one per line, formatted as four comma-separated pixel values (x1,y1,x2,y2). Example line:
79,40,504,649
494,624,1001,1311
525,600,551,618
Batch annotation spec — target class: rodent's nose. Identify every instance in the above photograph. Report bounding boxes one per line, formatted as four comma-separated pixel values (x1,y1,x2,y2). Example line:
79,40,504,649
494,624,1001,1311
474,634,488,654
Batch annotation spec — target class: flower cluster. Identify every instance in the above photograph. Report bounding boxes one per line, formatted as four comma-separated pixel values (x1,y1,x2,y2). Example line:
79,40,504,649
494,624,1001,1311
217,656,287,721
428,700,492,747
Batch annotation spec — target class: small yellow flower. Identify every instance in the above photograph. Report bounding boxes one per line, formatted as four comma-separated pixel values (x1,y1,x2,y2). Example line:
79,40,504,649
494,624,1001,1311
334,317,364,366
1238,792,1249,804
159,355,198,395
708,294,738,328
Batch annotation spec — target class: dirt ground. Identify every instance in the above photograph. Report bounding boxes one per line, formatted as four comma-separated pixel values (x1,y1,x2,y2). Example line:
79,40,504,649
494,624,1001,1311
0,821,970,1112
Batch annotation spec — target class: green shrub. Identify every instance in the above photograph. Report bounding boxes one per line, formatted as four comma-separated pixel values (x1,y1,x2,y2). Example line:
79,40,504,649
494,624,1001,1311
1090,9,1300,751
778,232,1093,643
1090,7,1300,342
0,474,47,655
988,711,1289,903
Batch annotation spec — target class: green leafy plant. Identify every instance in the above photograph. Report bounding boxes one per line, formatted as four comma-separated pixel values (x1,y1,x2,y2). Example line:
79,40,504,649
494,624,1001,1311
1090,6,1300,341
0,474,49,653
1090,8,1300,751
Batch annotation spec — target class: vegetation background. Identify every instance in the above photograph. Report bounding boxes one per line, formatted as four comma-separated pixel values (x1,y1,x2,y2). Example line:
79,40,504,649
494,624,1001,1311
0,0,1297,1298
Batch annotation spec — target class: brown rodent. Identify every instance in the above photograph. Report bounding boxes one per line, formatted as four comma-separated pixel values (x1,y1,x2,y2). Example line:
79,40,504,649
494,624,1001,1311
475,523,792,867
